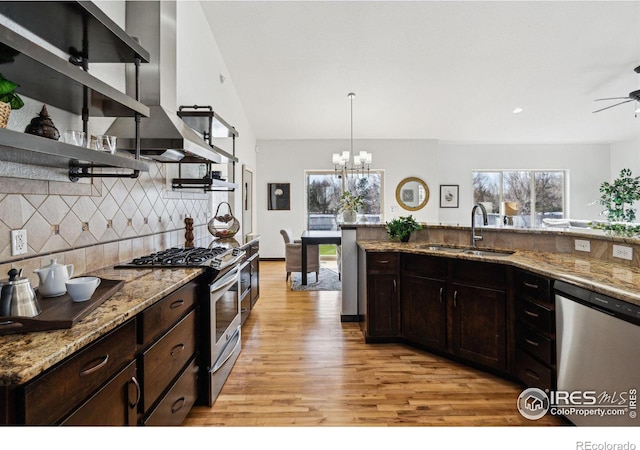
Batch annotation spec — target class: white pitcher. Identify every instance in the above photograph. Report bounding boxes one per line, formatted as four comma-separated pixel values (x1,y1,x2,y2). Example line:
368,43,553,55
34,259,74,297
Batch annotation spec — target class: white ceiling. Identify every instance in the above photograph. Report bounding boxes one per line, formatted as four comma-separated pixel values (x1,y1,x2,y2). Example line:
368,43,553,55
201,1,640,144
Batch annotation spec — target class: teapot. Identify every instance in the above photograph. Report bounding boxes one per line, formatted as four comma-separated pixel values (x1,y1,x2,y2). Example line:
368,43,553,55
34,259,74,297
0,268,41,317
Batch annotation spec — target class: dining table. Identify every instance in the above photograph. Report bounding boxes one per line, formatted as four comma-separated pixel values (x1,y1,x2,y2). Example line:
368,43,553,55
300,230,342,285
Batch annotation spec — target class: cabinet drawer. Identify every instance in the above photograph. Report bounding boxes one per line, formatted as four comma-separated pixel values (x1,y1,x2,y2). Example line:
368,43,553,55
515,269,552,306
139,281,197,346
141,310,197,412
516,323,555,365
61,360,139,426
516,351,554,391
402,254,446,279
144,357,198,426
23,319,137,425
367,253,399,273
517,298,555,333
450,259,506,290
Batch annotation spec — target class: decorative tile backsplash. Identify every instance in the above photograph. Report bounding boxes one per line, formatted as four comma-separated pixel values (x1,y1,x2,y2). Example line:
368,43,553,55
0,161,226,287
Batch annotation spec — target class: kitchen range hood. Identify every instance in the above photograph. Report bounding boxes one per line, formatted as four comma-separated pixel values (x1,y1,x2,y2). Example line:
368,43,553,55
104,1,237,164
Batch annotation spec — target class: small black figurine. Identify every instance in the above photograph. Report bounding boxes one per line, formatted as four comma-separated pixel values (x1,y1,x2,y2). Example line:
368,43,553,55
25,105,60,140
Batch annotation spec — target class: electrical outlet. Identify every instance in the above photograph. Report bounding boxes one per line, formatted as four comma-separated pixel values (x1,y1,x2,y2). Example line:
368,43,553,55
613,244,633,261
574,239,591,252
11,229,27,256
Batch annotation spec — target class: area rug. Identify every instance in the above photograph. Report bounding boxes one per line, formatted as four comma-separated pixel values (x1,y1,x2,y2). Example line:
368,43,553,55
291,267,341,291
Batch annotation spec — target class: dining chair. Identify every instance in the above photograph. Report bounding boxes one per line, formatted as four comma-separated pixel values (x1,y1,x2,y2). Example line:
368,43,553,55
280,228,320,282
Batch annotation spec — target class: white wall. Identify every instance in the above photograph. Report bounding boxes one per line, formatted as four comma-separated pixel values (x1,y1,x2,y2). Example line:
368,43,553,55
611,136,640,178
437,142,611,224
256,139,438,258
257,139,614,257
177,1,257,235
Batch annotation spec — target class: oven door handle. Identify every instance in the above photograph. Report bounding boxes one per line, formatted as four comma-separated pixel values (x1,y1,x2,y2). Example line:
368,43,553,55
210,326,241,374
210,269,240,294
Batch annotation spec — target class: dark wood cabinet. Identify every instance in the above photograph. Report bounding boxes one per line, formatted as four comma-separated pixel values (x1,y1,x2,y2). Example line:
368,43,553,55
450,283,507,370
61,360,139,426
362,250,510,373
513,269,556,390
140,310,197,414
22,319,138,425
400,254,447,350
239,239,260,326
364,253,399,339
449,260,507,371
7,279,200,426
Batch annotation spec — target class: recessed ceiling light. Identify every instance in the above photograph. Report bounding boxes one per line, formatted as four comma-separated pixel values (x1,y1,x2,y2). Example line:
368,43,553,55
513,107,524,114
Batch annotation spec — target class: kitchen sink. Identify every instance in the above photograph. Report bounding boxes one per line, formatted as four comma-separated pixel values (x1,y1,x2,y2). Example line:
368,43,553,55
415,244,514,257
461,248,514,257
415,244,464,253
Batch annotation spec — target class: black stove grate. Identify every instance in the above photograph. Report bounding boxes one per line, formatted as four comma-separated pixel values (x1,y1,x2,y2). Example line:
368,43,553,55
129,247,227,267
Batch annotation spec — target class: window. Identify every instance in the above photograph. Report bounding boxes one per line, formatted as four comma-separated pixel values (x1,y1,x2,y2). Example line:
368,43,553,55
305,170,384,231
473,170,565,227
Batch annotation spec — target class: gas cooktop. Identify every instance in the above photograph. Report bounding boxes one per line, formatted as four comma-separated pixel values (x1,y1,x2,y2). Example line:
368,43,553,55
115,246,244,271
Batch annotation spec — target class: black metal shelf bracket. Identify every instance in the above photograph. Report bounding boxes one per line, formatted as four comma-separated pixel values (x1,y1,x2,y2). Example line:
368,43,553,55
69,164,140,182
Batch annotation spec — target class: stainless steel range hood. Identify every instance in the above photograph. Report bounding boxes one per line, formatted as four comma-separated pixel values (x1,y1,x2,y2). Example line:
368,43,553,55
105,1,236,164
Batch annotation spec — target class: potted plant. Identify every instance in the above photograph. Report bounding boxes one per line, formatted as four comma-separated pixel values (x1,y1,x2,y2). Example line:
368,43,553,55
0,72,24,128
339,191,364,223
385,215,423,242
591,168,640,237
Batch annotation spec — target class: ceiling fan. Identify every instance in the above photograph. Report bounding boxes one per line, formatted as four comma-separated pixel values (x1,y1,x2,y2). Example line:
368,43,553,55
593,66,640,114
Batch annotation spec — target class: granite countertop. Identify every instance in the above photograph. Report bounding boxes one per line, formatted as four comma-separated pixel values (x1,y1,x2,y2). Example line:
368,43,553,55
0,266,202,386
358,240,640,307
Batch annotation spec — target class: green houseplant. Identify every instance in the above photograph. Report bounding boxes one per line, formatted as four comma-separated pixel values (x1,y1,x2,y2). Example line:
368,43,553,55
0,72,24,110
592,168,640,237
385,215,423,242
339,191,365,223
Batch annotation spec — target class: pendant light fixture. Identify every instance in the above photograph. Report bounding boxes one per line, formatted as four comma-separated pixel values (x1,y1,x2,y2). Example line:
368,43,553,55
332,92,372,175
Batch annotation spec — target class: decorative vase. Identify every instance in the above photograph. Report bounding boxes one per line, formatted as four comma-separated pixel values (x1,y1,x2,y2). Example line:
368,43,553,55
400,234,411,243
343,210,356,223
24,105,60,140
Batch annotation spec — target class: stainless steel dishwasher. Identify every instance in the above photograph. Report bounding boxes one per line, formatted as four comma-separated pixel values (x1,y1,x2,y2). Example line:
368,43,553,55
555,280,640,426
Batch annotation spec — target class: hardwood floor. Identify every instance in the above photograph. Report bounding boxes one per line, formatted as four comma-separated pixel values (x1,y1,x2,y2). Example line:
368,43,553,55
184,260,566,427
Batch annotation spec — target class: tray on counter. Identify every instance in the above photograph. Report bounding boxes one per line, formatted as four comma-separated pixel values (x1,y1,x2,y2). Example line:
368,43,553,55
0,278,125,335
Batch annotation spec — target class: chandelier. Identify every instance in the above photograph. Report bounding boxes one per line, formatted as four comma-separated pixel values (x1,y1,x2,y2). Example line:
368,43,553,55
332,92,372,175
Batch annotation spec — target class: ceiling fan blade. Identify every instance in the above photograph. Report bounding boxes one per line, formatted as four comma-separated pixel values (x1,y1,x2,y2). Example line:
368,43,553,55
594,97,631,101
592,99,634,113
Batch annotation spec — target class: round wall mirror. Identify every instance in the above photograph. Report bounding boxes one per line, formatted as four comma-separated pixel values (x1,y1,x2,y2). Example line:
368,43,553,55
396,177,429,211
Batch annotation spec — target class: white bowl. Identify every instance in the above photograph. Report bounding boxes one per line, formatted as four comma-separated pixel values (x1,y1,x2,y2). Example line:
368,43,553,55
65,277,101,302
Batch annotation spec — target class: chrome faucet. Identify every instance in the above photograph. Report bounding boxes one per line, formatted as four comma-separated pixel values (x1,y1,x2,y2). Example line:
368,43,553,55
470,203,488,247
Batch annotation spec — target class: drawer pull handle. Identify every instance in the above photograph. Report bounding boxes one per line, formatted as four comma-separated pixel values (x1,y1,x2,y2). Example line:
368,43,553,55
439,287,443,304
170,299,185,309
378,260,390,264
171,397,186,414
453,290,458,308
524,310,539,318
170,343,185,356
79,354,109,377
525,338,540,347
393,279,397,292
523,282,539,289
525,369,540,380
128,376,141,408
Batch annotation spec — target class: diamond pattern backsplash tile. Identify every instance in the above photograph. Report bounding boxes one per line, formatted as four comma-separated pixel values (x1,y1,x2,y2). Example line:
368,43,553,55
0,161,215,279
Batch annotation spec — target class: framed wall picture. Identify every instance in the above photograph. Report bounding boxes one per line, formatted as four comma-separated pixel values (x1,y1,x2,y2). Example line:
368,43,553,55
268,183,291,210
440,185,459,208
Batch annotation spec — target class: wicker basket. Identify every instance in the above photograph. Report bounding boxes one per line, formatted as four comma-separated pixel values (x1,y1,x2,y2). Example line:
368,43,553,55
208,202,240,238
0,102,10,128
